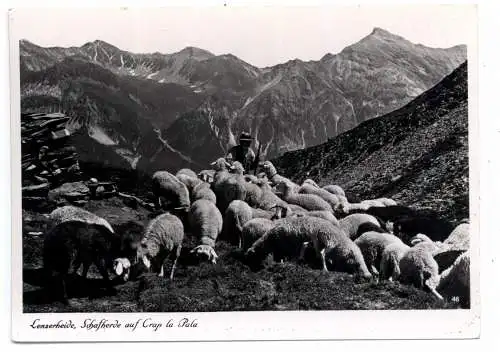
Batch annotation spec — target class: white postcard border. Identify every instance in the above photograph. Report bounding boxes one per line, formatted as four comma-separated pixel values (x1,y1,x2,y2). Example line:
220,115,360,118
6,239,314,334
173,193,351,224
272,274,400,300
9,5,480,342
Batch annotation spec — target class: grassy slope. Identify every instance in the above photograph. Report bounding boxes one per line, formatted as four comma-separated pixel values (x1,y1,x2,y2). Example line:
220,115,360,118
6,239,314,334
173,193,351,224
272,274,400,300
274,62,468,224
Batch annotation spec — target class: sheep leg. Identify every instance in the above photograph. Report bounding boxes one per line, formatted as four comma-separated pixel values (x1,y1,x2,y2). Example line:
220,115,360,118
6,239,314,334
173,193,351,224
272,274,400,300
155,196,162,210
426,282,444,300
298,242,310,262
319,248,328,272
81,261,90,279
70,254,81,275
95,257,115,295
60,273,69,304
169,245,182,280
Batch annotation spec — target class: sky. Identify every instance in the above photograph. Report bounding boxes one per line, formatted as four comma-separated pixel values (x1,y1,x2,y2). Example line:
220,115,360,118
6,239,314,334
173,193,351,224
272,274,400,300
10,4,476,68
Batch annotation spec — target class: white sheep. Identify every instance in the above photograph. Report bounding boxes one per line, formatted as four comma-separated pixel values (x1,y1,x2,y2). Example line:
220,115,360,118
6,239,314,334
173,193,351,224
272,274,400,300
245,216,372,280
338,202,371,216
198,169,216,184
398,241,443,300
188,199,223,263
298,180,342,210
211,158,232,186
339,213,381,240
138,212,184,279
436,250,470,307
176,173,203,192
213,161,247,212
354,231,404,276
253,178,291,212
294,210,340,227
221,200,254,247
275,181,333,213
379,241,410,281
374,197,397,206
191,181,217,204
261,161,299,189
176,168,198,179
443,223,469,251
230,161,263,207
239,218,276,251
222,199,285,248
360,199,386,208
322,184,346,198
152,171,190,211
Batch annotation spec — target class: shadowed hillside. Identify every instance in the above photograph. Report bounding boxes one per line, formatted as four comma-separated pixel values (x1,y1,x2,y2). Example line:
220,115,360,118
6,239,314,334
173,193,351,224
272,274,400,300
274,62,469,223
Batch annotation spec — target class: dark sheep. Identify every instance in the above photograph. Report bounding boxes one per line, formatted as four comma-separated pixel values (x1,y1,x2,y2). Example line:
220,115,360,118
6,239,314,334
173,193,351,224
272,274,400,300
43,221,121,302
355,222,386,239
394,216,455,244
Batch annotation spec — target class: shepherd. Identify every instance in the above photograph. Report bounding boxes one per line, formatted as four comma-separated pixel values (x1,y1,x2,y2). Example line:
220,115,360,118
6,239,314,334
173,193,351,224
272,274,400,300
226,132,261,174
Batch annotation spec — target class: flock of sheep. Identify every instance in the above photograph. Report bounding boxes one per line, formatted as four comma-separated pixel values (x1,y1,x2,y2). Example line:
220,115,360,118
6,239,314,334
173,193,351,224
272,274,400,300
41,158,470,307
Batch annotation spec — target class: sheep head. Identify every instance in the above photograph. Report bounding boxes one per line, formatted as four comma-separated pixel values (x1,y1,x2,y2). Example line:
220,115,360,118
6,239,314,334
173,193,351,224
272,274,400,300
410,233,434,246
261,161,277,177
270,204,292,219
211,158,231,171
191,245,218,264
274,181,290,195
229,161,245,175
113,257,132,282
303,179,319,188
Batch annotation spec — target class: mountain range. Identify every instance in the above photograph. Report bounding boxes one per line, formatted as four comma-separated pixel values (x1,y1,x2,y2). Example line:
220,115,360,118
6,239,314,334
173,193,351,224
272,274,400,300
20,27,467,173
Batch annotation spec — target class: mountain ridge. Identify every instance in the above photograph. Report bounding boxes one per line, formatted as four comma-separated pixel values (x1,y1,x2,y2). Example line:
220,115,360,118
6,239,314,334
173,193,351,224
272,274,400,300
20,27,467,171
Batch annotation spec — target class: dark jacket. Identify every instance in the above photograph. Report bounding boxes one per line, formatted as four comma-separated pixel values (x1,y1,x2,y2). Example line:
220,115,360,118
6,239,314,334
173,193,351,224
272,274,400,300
226,145,256,172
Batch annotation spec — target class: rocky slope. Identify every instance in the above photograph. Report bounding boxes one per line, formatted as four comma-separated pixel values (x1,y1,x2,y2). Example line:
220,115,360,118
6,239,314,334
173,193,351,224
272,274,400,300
274,62,469,223
20,28,466,170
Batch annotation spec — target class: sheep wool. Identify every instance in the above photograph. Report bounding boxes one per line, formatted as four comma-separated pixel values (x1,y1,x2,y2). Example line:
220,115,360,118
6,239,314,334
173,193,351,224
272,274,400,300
254,179,291,211
443,223,470,251
261,161,298,189
49,205,114,234
188,199,223,263
436,250,470,307
339,213,381,240
296,211,340,227
152,171,190,210
276,181,333,213
176,168,198,179
246,216,371,280
398,242,443,299
354,231,404,275
213,162,247,212
221,200,254,247
140,212,184,279
191,182,217,204
229,162,263,207
176,173,202,192
322,184,346,198
298,182,342,209
240,218,276,251
379,242,410,281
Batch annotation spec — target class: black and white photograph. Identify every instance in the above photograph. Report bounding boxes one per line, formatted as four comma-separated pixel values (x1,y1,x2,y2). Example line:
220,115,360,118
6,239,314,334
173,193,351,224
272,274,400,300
10,3,480,342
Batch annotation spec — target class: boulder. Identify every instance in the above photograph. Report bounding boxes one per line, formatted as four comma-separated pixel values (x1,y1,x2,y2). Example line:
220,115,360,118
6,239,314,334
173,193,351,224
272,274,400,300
48,181,89,202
